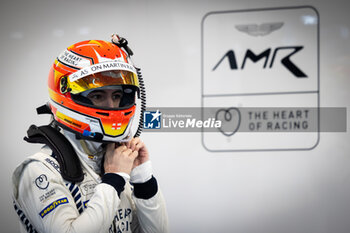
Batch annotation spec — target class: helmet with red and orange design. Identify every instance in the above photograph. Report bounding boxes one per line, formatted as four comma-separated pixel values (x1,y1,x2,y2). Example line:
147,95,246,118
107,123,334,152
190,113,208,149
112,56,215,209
48,36,140,143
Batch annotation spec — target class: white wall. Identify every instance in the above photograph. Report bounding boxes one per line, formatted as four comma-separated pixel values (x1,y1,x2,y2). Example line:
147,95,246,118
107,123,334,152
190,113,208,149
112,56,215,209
1,0,350,232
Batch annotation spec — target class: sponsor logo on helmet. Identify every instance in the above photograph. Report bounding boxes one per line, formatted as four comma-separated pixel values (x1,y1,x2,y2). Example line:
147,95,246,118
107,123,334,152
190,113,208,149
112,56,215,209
57,49,91,68
69,61,137,82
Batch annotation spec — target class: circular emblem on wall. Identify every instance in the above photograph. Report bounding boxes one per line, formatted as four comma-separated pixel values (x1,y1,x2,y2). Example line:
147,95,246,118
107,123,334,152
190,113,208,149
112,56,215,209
35,174,49,189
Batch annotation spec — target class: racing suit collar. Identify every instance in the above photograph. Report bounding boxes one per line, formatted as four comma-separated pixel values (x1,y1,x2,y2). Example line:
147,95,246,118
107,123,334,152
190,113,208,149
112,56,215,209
62,129,105,175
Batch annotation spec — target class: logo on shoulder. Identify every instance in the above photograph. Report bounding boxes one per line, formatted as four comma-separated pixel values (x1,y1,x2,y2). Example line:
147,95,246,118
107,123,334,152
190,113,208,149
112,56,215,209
35,174,49,190
45,158,60,173
144,110,161,129
39,197,69,218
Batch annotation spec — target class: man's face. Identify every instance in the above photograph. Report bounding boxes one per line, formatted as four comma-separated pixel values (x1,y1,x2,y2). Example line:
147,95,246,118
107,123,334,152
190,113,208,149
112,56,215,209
86,88,123,108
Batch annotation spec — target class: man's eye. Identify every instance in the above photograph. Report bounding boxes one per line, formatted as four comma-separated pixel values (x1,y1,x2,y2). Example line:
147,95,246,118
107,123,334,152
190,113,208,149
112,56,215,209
112,93,122,100
89,94,103,100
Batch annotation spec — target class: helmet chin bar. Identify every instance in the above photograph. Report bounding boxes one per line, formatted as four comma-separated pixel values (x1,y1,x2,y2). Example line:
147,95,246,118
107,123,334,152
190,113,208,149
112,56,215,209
54,119,134,144
34,105,104,142
45,98,136,143
75,118,134,143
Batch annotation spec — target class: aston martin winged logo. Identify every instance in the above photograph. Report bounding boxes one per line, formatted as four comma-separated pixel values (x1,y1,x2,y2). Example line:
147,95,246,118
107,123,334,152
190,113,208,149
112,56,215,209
235,22,284,36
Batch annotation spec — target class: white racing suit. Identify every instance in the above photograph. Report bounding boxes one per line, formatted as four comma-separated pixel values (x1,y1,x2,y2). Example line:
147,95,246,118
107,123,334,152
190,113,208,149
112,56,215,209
12,131,169,233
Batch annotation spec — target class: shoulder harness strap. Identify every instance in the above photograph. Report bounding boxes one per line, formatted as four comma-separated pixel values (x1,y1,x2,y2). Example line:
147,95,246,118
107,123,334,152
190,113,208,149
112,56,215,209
24,124,84,183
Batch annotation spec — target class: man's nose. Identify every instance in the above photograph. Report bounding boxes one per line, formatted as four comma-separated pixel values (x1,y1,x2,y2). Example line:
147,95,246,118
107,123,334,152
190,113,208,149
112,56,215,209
106,98,115,108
